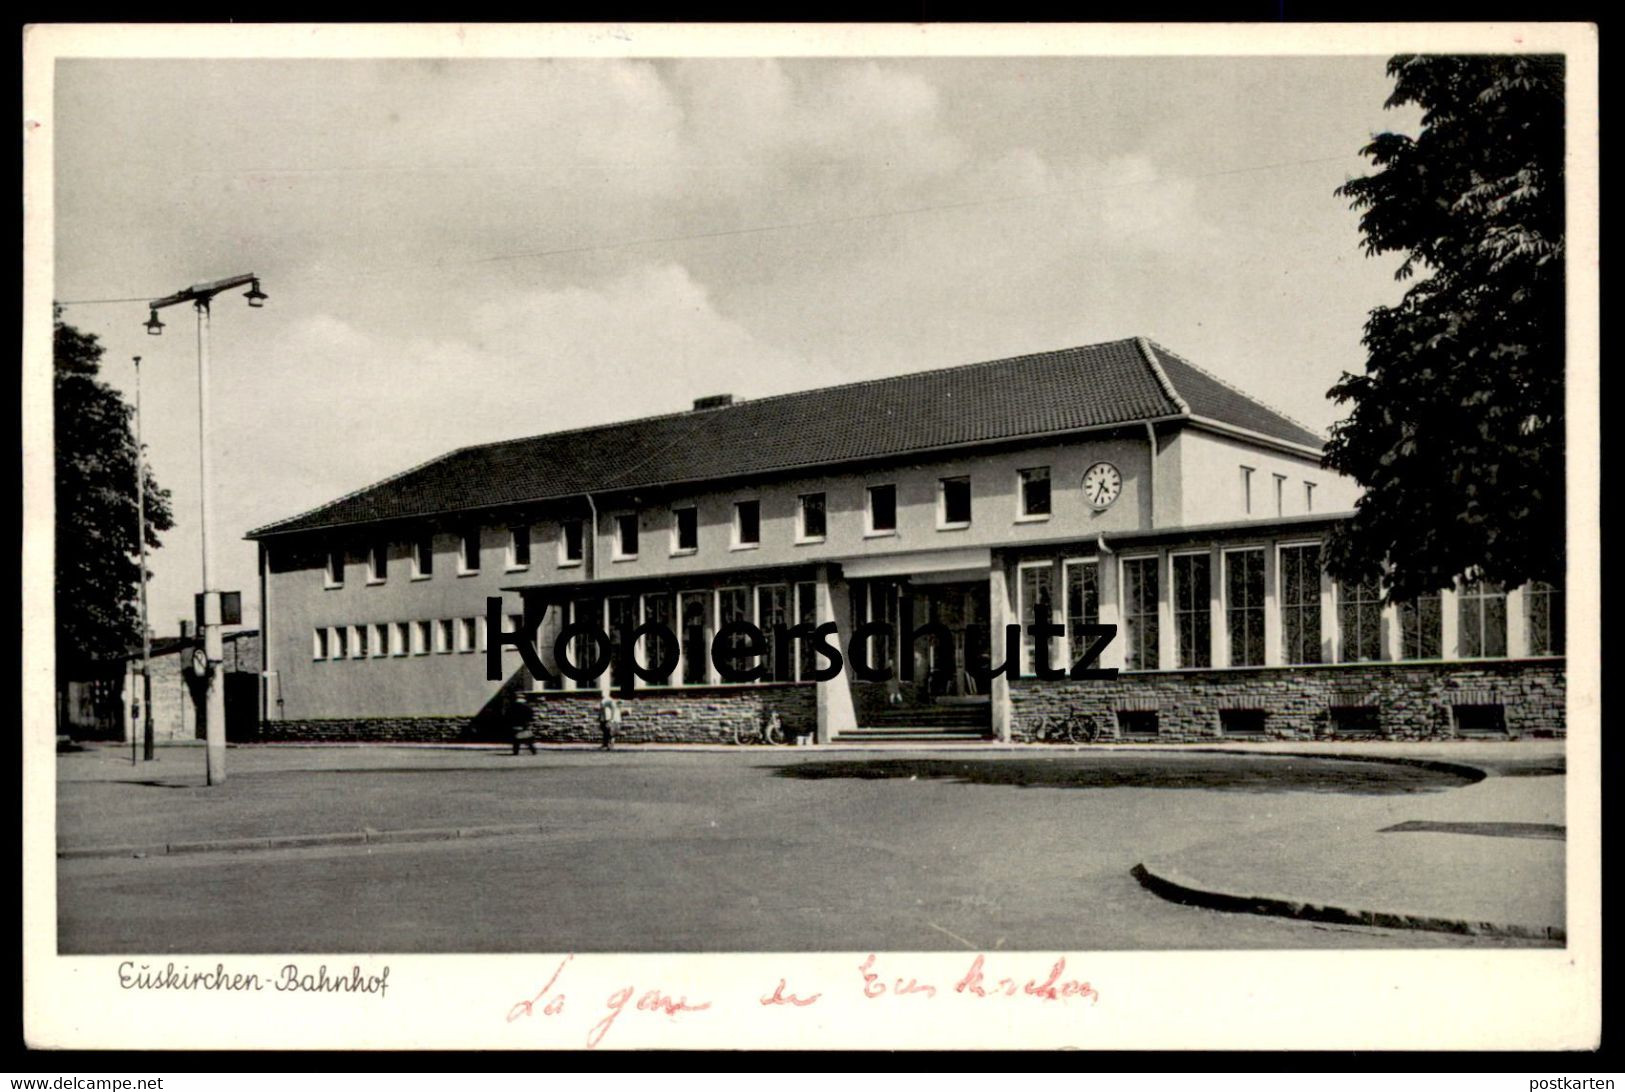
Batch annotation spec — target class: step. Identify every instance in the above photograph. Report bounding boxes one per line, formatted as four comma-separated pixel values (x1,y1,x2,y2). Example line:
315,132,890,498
834,728,992,742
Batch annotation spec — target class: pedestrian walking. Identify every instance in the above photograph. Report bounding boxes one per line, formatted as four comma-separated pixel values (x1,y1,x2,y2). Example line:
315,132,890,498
599,693,622,751
508,697,537,756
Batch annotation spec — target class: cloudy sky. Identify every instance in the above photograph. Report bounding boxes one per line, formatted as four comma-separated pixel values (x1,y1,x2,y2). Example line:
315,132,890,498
51,51,1421,634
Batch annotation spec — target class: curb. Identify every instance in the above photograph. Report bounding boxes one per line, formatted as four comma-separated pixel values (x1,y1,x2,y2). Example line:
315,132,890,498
58,822,549,861
1130,861,1564,943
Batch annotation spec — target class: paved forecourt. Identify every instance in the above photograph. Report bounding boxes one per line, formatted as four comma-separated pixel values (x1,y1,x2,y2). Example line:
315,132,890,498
54,741,1563,953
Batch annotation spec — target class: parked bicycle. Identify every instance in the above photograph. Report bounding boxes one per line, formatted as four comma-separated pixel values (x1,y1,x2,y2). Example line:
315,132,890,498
734,710,788,746
1031,707,1102,744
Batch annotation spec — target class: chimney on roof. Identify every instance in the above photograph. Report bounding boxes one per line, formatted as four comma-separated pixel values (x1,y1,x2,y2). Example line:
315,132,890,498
691,394,734,412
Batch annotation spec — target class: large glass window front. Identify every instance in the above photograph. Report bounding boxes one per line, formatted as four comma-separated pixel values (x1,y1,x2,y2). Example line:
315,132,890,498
1279,544,1322,665
1338,575,1383,662
1458,580,1507,658
1121,556,1159,671
1063,560,1099,668
1225,549,1265,667
1172,552,1211,668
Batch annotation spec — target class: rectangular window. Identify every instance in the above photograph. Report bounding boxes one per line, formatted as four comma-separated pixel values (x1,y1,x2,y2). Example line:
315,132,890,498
796,581,818,681
865,582,897,674
866,484,897,535
1458,580,1508,658
368,543,388,583
371,623,389,658
1121,556,1159,671
325,549,344,588
1525,580,1564,656
1273,474,1287,517
1118,710,1159,736
798,493,826,542
1240,466,1254,514
1305,482,1316,512
607,596,636,689
718,587,752,679
1338,576,1384,662
1279,544,1323,665
412,620,430,655
1454,704,1508,737
1018,467,1051,519
312,628,329,660
1063,559,1099,668
1220,709,1267,737
354,624,369,659
331,625,348,660
614,513,639,559
505,614,524,657
392,621,409,657
672,507,699,553
1225,548,1266,667
1330,706,1384,738
435,619,454,654
508,526,531,570
732,500,760,549
458,618,477,653
641,594,676,683
757,584,792,682
559,520,584,566
412,535,433,579
939,476,972,528
458,529,480,574
1018,562,1057,677
569,598,600,688
1172,552,1212,669
680,591,713,685
1399,593,1443,659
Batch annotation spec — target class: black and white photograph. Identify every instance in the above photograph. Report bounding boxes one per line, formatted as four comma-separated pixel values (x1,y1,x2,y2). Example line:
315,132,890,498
22,23,1598,1052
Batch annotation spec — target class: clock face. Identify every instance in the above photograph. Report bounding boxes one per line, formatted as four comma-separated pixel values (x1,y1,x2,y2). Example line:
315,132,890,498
1083,462,1123,509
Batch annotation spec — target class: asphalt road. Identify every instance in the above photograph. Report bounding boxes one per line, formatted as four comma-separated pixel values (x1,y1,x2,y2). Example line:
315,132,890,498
56,747,1540,953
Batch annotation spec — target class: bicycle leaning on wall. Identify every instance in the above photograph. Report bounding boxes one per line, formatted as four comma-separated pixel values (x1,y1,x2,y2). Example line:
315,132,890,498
734,710,789,746
1031,706,1102,744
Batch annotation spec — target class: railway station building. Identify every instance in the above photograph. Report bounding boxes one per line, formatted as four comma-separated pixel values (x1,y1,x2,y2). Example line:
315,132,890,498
246,337,1565,745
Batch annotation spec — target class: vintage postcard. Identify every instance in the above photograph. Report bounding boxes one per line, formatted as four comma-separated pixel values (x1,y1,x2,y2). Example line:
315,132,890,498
22,22,1599,1052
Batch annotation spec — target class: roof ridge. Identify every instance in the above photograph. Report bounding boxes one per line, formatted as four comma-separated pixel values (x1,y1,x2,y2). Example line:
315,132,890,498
1135,336,1191,415
247,443,481,537
271,336,1155,502
1145,338,1324,441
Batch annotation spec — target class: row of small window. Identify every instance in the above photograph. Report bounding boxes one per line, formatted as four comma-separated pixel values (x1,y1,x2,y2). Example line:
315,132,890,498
1239,467,1317,515
313,618,486,660
322,469,1063,587
323,525,582,588
1017,546,1564,673
1092,705,1511,738
524,582,823,690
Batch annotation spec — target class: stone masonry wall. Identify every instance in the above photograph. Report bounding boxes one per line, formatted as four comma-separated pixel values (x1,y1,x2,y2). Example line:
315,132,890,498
259,683,818,744
1010,659,1565,741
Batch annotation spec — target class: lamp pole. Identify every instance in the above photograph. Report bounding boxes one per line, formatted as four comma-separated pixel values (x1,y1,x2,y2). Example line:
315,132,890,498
133,356,154,763
145,273,266,786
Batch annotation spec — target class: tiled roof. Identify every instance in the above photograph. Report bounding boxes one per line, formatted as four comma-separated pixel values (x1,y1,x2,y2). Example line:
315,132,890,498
249,337,1325,538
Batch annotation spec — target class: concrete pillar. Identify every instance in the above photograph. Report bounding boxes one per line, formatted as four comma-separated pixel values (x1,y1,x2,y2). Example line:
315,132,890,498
1208,546,1226,669
988,560,1014,743
814,564,857,744
1263,542,1281,666
1320,557,1338,664
1441,584,1461,660
1155,547,1174,671
1097,551,1123,671
1506,585,1529,659
1380,601,1402,662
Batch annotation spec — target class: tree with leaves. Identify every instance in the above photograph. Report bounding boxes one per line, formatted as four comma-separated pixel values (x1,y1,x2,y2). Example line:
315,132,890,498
1323,54,1565,602
54,310,175,676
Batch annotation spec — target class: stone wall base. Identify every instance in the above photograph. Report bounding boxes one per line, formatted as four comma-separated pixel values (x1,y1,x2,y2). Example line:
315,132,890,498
1010,660,1565,742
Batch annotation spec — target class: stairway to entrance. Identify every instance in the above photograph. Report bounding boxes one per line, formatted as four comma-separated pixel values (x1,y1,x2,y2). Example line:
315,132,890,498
834,700,992,743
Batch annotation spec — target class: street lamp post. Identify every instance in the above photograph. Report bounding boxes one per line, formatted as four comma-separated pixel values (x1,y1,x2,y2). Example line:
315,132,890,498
133,356,155,764
146,273,266,786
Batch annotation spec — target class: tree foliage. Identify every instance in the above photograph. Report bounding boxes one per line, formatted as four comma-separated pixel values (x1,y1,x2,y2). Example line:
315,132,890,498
54,311,176,673
1323,54,1565,602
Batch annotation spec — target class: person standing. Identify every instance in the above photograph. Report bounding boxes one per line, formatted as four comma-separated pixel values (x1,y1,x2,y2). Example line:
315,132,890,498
508,697,537,756
599,693,621,751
